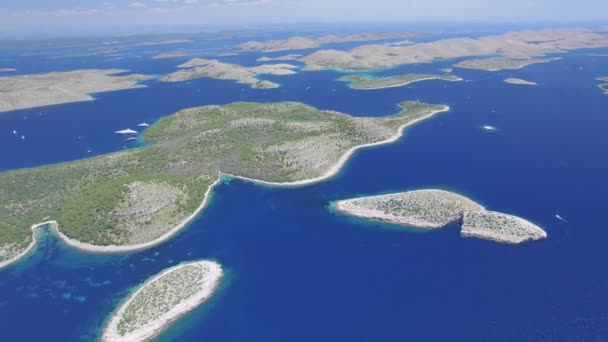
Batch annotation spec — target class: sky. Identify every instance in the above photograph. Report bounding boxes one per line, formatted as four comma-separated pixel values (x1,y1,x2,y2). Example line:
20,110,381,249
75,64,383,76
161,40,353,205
0,0,607,36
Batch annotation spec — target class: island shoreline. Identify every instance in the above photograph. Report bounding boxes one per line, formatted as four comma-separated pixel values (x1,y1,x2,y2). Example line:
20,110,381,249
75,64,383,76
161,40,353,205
0,105,448,269
101,260,223,342
0,177,221,270
346,76,462,90
224,106,450,187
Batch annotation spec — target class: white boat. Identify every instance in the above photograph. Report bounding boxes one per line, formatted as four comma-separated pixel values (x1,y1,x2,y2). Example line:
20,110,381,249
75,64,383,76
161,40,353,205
137,123,150,127
125,137,136,142
12,129,17,134
555,214,567,223
21,135,25,140
114,128,138,135
482,125,497,131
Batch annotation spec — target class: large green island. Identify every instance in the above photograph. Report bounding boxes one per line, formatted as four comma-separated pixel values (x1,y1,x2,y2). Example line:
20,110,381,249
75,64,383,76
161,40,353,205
0,101,448,268
334,189,547,244
340,73,462,90
101,260,223,342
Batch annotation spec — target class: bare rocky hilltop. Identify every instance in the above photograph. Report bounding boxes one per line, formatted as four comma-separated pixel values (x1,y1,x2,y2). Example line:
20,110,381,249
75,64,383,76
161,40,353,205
0,69,153,113
301,28,608,71
335,189,547,244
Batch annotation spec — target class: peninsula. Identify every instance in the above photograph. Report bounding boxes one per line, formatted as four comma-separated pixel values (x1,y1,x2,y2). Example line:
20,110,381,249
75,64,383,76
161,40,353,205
237,32,418,52
0,100,448,268
504,78,538,86
160,58,297,89
101,260,223,342
301,28,608,71
0,69,154,113
334,189,547,244
454,58,551,71
341,73,462,90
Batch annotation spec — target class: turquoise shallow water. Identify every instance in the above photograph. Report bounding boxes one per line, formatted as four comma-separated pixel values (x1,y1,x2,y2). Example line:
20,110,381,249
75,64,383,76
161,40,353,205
0,32,608,341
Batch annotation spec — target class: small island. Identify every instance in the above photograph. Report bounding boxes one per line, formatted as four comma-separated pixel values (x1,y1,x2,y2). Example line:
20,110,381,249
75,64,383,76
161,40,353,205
101,260,223,342
334,189,547,244
598,77,608,94
335,190,484,228
504,78,538,86
0,100,448,268
257,54,302,62
137,39,193,46
152,51,189,59
160,58,296,89
340,73,462,90
454,58,551,71
0,69,153,113
218,52,238,57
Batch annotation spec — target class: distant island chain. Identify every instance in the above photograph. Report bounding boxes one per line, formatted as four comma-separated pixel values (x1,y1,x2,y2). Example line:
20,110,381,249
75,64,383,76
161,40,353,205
2,28,608,113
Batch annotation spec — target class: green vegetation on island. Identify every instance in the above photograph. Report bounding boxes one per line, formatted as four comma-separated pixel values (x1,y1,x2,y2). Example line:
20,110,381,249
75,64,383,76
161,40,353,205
461,210,547,244
102,260,223,342
0,100,447,266
340,73,462,90
334,189,547,244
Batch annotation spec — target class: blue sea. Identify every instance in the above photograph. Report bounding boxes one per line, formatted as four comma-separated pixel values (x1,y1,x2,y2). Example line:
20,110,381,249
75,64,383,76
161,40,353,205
1,30,608,341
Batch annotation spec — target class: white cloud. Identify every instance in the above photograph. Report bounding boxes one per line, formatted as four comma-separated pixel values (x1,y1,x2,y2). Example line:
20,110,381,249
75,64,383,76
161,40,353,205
129,2,146,8
152,0,198,3
9,8,103,17
208,0,272,8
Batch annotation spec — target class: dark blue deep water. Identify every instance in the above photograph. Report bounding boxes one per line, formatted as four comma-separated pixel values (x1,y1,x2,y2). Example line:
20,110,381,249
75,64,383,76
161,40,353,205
1,33,608,341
